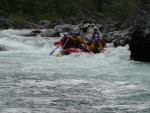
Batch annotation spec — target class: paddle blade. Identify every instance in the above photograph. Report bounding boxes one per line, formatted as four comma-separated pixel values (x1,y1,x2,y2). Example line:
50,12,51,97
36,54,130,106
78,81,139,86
49,50,55,56
55,52,61,57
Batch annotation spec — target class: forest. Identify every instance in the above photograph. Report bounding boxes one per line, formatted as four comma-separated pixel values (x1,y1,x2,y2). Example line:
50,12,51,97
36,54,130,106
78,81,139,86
0,0,143,22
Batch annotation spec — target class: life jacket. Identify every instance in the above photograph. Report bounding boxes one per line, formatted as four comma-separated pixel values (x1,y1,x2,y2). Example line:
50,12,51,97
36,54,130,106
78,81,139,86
86,40,103,53
86,42,95,51
70,36,83,48
61,37,75,49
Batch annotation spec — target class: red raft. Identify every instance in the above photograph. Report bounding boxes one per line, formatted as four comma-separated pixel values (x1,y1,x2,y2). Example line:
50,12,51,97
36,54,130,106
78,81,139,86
54,41,89,55
61,47,87,55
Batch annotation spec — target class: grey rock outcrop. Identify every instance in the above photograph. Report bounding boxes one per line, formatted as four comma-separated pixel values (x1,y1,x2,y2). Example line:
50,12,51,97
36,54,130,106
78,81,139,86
0,45,8,51
54,24,76,33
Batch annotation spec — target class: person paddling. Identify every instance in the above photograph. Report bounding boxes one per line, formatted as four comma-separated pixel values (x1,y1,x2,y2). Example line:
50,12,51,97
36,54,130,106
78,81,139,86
60,32,74,49
93,35,104,53
92,28,102,38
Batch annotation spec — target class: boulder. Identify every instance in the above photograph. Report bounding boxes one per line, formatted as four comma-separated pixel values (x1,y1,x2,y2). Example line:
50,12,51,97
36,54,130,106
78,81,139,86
31,29,42,34
75,21,98,37
24,29,60,37
24,30,42,37
40,29,60,37
102,27,132,46
128,3,150,62
0,45,8,51
54,24,76,33
129,25,150,62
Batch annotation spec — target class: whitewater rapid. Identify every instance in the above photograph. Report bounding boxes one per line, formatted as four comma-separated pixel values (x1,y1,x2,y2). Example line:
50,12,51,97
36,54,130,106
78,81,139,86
0,29,150,113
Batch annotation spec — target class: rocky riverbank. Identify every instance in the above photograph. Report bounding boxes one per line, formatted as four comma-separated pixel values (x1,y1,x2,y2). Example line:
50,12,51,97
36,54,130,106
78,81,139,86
1,3,150,62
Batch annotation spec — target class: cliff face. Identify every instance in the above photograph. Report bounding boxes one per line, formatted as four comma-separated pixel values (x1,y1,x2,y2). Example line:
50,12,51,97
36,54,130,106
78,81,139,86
129,25,150,62
129,3,150,62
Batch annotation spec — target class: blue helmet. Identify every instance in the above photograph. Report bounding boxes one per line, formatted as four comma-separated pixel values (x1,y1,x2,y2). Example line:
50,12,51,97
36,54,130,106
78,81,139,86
94,35,99,39
87,37,92,42
94,35,99,41
72,32,77,35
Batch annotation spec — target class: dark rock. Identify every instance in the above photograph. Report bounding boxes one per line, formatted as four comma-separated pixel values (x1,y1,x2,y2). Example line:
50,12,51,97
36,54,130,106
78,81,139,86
128,3,150,62
113,38,126,48
31,30,42,34
51,31,60,37
24,33,38,37
129,25,150,62
0,45,8,51
24,29,60,37
24,30,42,37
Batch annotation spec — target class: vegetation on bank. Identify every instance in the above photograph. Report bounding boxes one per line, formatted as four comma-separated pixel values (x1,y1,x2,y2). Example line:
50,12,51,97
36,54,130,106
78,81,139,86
0,0,140,22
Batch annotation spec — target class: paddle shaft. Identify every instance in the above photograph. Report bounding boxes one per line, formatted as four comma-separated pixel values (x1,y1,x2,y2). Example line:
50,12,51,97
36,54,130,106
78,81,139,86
49,44,61,55
56,37,70,56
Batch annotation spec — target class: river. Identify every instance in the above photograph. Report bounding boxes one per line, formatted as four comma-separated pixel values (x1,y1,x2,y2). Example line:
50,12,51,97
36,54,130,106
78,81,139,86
0,29,150,113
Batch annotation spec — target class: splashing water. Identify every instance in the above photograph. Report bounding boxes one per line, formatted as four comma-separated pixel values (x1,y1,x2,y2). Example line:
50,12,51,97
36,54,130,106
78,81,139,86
0,29,150,113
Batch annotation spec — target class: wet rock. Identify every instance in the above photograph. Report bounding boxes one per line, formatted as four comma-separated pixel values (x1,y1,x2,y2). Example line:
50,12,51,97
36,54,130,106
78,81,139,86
113,39,126,48
129,25,150,62
39,20,51,28
50,31,61,37
40,29,60,37
31,30,42,34
128,3,150,62
102,27,133,47
24,30,42,37
54,24,76,33
24,29,60,37
0,45,8,51
75,21,98,38
24,33,38,37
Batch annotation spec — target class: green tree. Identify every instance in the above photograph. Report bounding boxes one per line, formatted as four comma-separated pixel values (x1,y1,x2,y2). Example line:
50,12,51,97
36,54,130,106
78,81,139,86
102,0,140,21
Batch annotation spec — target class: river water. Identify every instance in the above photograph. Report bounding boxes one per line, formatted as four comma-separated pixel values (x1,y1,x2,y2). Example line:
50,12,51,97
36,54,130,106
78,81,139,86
0,29,150,113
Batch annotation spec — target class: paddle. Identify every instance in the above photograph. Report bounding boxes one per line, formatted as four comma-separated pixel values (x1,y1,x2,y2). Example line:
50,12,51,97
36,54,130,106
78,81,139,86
49,44,61,56
55,37,70,57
